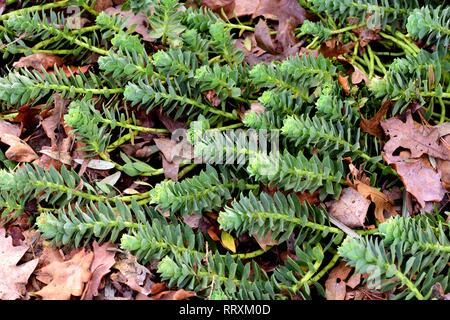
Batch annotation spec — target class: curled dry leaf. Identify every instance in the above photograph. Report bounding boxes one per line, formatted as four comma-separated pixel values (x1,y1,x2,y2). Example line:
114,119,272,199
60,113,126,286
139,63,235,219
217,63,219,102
325,262,353,300
381,112,449,207
35,249,94,300
381,112,450,161
438,159,450,191
13,53,63,71
351,65,369,85
0,228,39,300
385,153,447,208
254,19,280,54
0,133,38,162
41,94,67,147
94,0,113,12
338,74,350,95
149,289,196,300
82,242,116,300
112,252,151,295
320,38,355,58
0,120,21,137
202,0,235,15
104,8,155,42
348,164,397,222
360,100,392,138
327,187,370,228
352,181,396,222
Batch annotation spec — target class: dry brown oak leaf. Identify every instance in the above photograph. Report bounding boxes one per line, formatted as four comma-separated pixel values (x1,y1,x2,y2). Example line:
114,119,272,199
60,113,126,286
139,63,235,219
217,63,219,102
381,113,449,207
381,112,450,161
35,249,94,300
0,228,39,300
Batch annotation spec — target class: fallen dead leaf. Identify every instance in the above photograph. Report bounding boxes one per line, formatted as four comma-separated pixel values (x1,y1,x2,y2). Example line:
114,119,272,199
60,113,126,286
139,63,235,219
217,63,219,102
35,249,94,300
338,74,350,95
0,133,39,162
0,120,21,137
0,228,39,300
327,188,370,228
149,289,196,300
347,164,397,222
360,100,392,138
104,8,155,42
202,0,235,16
13,53,63,71
325,262,353,300
41,94,67,147
112,252,151,295
255,19,280,54
384,153,447,208
381,111,450,161
381,112,449,207
320,38,355,58
351,65,369,85
82,242,116,300
253,231,277,250
94,0,113,12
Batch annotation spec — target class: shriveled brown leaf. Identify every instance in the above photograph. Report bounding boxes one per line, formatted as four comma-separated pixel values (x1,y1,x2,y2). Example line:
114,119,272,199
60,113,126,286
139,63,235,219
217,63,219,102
381,112,450,161
112,252,151,295
35,249,94,300
352,27,381,47
437,157,450,191
0,120,21,137
338,74,350,95
162,156,179,181
385,153,447,208
82,242,116,300
156,108,187,133
183,214,203,228
320,38,354,58
94,0,113,12
360,100,392,138
0,228,39,300
149,289,196,300
325,262,352,300
254,19,280,54
252,0,306,23
327,188,370,228
202,0,235,15
253,231,277,250
41,94,67,147
351,65,369,84
0,133,38,162
353,181,396,222
204,90,221,107
255,0,306,51
381,112,449,207
104,8,155,42
13,53,63,71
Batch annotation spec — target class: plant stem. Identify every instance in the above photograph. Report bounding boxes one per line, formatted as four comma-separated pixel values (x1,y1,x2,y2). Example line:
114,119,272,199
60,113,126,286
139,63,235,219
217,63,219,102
367,45,375,79
177,163,197,180
35,83,123,95
0,1,70,21
308,252,340,284
80,1,99,16
330,23,365,35
32,26,101,50
101,118,169,134
379,32,417,56
233,247,273,259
